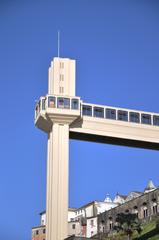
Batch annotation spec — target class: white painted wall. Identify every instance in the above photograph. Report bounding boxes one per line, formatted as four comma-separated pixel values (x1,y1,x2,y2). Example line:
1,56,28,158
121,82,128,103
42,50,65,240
86,217,97,238
40,212,46,226
48,57,76,96
68,210,76,222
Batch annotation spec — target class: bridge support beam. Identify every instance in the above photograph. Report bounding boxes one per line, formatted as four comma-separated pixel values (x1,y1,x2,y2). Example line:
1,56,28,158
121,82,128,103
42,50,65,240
46,123,69,240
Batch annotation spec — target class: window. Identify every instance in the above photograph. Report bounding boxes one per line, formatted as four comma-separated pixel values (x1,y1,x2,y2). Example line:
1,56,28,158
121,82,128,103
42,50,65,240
82,105,92,116
60,74,64,81
109,222,113,230
35,105,39,118
38,100,41,110
48,97,56,108
136,212,139,218
42,99,45,110
36,230,39,235
90,219,94,226
59,86,64,94
153,205,158,214
141,114,151,125
71,99,79,110
153,115,159,126
106,108,116,120
118,110,128,121
43,229,46,234
94,107,104,118
72,224,76,229
57,98,70,109
129,112,140,123
60,62,64,68
143,208,148,218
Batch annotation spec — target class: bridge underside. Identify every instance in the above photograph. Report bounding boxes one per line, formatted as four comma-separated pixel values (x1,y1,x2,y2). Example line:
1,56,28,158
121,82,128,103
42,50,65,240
69,116,159,150
70,131,159,150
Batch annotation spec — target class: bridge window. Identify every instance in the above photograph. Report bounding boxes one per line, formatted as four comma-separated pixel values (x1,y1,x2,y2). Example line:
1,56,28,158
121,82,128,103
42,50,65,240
38,100,41,110
57,98,70,109
94,107,104,118
71,99,79,110
35,105,39,118
48,97,56,108
42,99,45,110
82,105,92,116
106,108,116,120
129,112,140,123
153,115,159,126
118,110,128,121
141,114,151,125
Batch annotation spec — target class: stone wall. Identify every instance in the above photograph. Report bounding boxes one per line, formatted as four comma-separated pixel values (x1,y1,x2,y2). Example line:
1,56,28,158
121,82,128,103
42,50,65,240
98,188,159,234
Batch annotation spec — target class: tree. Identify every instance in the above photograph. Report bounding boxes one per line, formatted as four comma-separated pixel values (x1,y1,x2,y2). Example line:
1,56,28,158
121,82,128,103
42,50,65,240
114,212,142,240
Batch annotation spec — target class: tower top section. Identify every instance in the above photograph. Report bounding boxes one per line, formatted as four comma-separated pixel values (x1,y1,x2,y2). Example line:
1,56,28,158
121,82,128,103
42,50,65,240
48,57,76,96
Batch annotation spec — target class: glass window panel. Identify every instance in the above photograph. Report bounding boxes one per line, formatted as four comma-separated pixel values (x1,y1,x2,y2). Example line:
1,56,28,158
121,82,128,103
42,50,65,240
57,98,70,109
42,99,45,110
118,110,128,121
48,97,56,108
141,114,151,125
106,108,116,120
153,115,159,126
35,105,39,118
129,112,140,123
94,107,104,118
38,100,41,110
82,105,92,116
71,99,79,110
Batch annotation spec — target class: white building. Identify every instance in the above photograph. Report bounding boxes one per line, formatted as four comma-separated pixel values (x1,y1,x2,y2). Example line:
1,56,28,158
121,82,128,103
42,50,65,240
33,181,157,239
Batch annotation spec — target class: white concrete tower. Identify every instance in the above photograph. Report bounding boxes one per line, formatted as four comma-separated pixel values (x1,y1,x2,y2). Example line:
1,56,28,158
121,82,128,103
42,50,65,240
35,55,159,240
35,57,80,240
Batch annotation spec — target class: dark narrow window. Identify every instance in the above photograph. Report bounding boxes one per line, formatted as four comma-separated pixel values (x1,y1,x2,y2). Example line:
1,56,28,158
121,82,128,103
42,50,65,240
106,108,116,120
71,99,79,110
118,110,128,121
48,97,56,108
82,105,92,116
94,107,104,118
129,112,140,123
110,223,113,230
153,205,158,214
35,105,39,118
57,98,70,109
38,100,41,110
72,224,76,229
141,114,151,125
36,230,39,235
43,229,46,234
144,209,148,218
153,115,159,126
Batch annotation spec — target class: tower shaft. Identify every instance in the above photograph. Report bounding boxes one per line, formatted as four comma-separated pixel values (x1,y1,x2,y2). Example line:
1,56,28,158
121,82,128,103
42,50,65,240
46,123,69,240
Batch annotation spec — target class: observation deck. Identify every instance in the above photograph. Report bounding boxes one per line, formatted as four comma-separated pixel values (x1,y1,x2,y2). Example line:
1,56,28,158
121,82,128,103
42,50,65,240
35,95,159,150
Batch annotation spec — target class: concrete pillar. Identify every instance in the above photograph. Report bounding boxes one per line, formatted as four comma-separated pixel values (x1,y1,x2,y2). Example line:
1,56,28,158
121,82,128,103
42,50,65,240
46,123,69,240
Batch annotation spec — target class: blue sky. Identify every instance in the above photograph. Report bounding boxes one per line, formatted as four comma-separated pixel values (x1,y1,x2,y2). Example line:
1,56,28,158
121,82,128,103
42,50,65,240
0,1,159,240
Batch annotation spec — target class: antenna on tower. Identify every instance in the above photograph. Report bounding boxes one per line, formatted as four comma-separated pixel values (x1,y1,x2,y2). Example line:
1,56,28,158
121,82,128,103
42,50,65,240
58,30,60,58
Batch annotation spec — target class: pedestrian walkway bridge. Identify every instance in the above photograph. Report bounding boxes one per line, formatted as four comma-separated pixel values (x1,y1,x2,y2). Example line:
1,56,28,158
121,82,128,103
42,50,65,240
35,95,159,150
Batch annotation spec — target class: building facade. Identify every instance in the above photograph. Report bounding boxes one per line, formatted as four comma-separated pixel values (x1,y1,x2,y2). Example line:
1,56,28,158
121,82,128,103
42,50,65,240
98,181,159,236
32,196,117,239
32,180,159,239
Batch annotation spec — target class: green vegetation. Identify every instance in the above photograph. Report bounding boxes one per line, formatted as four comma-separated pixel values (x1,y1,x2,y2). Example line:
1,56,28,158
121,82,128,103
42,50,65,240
114,213,142,240
101,216,159,240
